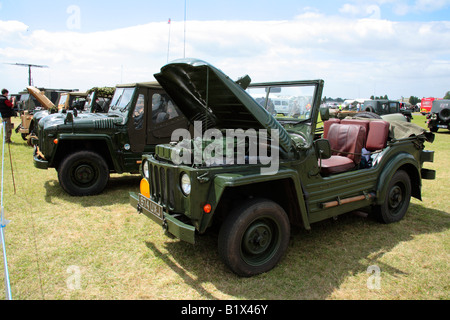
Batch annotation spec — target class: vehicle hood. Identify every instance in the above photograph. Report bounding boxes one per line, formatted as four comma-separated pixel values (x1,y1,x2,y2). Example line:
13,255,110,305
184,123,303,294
27,86,55,110
154,58,293,153
38,111,124,130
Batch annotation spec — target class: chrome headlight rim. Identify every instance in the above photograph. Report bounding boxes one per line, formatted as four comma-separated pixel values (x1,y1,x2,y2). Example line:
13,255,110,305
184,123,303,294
180,173,191,196
142,160,150,180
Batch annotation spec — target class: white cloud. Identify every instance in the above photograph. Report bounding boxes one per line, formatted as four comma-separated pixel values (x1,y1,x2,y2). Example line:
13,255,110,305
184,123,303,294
1,15,449,99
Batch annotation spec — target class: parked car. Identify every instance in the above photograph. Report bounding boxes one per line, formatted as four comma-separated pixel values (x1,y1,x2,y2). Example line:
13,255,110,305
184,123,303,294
130,59,436,277
32,81,189,196
427,99,450,132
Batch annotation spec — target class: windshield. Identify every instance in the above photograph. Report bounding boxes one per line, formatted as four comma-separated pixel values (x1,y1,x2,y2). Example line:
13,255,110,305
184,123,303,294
58,94,68,107
109,88,135,113
247,85,315,121
84,92,94,110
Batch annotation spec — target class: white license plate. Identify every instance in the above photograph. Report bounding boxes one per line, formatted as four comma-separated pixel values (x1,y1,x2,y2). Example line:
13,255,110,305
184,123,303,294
139,194,163,221
437,125,448,128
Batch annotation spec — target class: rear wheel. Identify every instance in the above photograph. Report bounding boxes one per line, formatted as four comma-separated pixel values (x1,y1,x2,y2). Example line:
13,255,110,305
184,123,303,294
218,199,290,277
373,170,411,223
58,151,109,196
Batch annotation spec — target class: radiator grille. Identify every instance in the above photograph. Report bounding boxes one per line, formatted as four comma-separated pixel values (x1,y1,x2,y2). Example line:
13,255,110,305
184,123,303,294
151,164,175,208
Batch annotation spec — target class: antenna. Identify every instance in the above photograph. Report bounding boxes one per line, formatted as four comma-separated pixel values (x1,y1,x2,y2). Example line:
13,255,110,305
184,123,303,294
4,63,49,86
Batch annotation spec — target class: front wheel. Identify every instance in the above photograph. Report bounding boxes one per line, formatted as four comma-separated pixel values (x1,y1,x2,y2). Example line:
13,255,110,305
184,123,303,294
218,199,290,277
373,170,411,223
58,151,109,196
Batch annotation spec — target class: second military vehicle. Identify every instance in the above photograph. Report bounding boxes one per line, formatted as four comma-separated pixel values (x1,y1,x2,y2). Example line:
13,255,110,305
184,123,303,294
32,81,189,196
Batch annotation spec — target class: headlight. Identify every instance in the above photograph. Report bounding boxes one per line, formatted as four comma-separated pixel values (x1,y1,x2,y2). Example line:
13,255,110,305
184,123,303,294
142,160,150,180
180,173,191,196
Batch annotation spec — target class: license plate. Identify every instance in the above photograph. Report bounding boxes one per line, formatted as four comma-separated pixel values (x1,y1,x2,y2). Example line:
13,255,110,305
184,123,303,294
437,125,448,128
139,194,163,221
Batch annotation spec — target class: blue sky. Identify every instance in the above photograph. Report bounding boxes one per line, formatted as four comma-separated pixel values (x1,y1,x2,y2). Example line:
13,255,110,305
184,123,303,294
1,0,450,99
3,0,450,32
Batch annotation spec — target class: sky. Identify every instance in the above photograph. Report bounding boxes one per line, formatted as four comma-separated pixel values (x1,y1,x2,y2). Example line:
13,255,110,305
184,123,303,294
1,0,450,100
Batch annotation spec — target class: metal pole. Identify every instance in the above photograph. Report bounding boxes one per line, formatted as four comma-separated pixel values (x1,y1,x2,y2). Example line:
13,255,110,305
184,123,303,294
184,0,187,58
28,66,32,86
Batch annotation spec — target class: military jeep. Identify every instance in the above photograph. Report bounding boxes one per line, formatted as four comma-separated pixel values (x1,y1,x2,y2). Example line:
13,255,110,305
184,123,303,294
32,81,189,196
426,99,450,132
129,59,436,277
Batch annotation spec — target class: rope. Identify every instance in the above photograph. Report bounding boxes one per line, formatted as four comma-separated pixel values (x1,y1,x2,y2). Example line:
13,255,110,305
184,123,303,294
1,120,12,300
5,127,45,299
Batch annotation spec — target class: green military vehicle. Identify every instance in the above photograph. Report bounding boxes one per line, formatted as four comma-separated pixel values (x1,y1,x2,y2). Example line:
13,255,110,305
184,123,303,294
129,59,436,277
26,87,115,145
32,81,188,196
426,99,450,132
330,100,412,122
15,87,77,140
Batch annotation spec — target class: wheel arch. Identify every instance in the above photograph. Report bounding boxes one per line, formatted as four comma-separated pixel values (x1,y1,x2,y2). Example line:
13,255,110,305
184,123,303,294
53,137,116,171
376,153,421,204
211,176,310,231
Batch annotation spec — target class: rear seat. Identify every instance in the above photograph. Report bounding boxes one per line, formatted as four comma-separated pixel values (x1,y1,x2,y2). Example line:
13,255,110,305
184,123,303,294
320,118,390,175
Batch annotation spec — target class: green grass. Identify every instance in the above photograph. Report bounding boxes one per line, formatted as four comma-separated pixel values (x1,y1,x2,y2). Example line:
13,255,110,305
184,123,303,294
0,115,448,300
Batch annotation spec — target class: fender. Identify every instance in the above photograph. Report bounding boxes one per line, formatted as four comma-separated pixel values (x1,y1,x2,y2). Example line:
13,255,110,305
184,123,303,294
202,168,311,232
376,152,421,204
54,133,121,171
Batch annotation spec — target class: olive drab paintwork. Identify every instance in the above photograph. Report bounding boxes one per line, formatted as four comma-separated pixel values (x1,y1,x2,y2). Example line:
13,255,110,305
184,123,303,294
32,81,189,196
130,59,436,277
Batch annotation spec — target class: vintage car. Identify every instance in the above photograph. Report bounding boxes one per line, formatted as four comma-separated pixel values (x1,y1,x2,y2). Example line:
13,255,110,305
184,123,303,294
32,81,189,196
130,59,436,277
427,99,450,132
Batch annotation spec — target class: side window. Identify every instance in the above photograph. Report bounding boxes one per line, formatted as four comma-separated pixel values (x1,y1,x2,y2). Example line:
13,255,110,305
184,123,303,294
151,93,180,124
133,94,145,130
390,103,398,113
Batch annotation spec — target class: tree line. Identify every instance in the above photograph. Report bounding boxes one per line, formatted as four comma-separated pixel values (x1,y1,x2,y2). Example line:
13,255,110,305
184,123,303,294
323,91,450,105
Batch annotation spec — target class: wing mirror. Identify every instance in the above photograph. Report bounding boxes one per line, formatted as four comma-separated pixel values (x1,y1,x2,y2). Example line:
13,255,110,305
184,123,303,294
320,105,330,121
315,138,331,159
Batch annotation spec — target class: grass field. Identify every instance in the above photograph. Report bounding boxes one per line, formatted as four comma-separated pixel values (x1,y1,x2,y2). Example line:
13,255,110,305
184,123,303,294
0,114,448,300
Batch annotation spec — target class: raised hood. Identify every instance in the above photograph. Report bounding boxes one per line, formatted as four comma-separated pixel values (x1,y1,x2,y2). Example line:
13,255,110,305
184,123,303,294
27,86,55,110
154,59,292,153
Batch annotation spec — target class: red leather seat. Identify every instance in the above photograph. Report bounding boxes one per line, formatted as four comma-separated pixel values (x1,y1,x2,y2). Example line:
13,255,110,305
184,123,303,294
320,123,366,175
323,118,340,139
366,120,389,151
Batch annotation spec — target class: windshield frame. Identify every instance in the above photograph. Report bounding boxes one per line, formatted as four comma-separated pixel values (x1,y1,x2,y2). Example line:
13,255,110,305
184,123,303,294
108,87,136,116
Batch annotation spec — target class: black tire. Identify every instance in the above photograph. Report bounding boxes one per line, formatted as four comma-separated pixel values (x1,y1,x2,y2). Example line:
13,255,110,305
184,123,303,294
356,112,382,119
373,170,411,224
218,199,290,277
439,108,450,121
58,151,109,196
429,126,438,133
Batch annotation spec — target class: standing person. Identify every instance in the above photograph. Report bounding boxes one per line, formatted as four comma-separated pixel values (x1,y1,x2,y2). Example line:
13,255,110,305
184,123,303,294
0,89,15,143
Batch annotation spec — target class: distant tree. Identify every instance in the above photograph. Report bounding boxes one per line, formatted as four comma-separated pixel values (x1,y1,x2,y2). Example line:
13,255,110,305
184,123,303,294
370,95,374,100
409,96,421,105
444,91,450,99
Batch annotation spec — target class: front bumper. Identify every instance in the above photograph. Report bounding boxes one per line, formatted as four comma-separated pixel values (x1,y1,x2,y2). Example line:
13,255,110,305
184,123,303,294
129,192,196,244
33,146,49,169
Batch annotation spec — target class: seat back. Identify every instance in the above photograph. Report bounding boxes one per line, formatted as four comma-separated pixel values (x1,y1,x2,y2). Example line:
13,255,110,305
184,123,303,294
341,119,370,144
323,118,340,139
366,120,390,151
327,123,366,164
